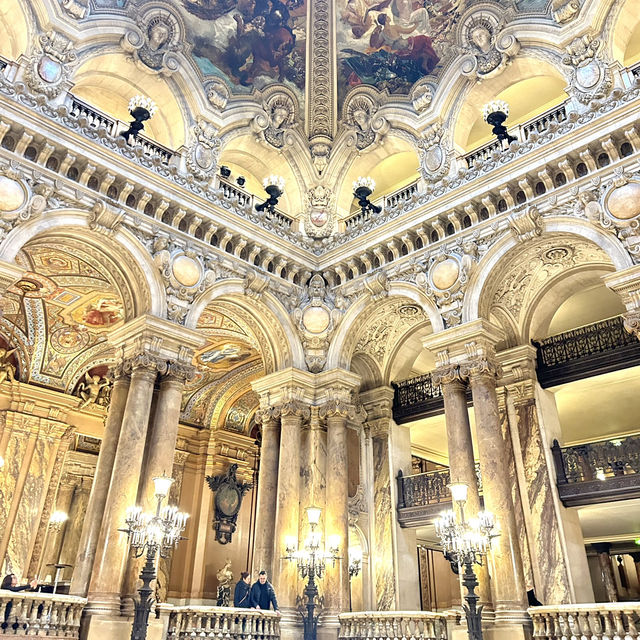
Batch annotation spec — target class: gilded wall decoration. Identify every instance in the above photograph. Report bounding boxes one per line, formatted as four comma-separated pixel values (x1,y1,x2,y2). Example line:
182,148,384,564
223,390,259,433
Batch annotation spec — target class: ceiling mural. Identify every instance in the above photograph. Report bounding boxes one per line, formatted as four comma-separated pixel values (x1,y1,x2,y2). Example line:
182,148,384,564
337,0,464,107
0,242,127,390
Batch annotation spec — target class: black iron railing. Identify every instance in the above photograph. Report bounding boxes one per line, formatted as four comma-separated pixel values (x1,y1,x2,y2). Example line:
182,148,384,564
552,434,640,506
392,373,450,423
534,315,640,386
397,464,482,509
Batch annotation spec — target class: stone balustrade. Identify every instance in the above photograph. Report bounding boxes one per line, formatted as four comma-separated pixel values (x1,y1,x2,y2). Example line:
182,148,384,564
0,590,86,637
159,604,281,639
338,611,450,640
529,603,640,639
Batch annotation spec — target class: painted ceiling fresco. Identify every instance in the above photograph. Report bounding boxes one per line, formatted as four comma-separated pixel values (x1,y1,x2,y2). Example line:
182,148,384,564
1,241,126,390
94,0,307,101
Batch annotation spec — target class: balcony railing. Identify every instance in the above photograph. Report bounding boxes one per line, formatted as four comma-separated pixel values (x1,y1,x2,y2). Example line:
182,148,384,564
159,604,280,639
396,466,482,527
551,434,640,506
534,316,640,387
528,603,640,640
392,373,446,423
344,179,419,230
0,590,86,637
338,611,451,640
463,100,569,168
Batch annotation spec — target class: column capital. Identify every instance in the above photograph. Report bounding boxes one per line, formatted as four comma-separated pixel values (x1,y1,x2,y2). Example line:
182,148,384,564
422,319,505,368
459,355,502,381
318,398,365,423
108,314,206,375
360,386,394,420
604,266,640,338
431,364,465,388
162,360,196,385
496,344,537,405
254,405,281,425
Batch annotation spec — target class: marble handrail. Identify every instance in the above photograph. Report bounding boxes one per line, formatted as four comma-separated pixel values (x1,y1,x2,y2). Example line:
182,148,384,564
528,603,640,639
338,611,450,640
158,603,281,639
0,590,86,637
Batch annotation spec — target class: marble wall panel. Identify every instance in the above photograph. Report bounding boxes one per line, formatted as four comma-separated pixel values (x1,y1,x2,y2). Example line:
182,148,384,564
7,432,54,578
517,400,572,604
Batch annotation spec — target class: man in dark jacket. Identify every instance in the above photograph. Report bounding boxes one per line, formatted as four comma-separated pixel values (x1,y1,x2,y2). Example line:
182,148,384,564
233,572,251,608
249,570,280,613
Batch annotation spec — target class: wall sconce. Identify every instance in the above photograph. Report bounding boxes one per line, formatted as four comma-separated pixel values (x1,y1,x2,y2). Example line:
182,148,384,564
121,95,157,141
482,100,517,147
348,547,362,578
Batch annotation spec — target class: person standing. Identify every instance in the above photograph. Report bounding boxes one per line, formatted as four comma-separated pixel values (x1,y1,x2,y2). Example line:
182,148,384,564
233,571,251,608
249,570,280,613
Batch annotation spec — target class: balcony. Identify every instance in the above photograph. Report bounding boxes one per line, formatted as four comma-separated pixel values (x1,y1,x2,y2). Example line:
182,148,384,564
338,611,453,640
0,590,86,638
528,603,640,640
533,316,640,387
159,604,280,639
393,374,445,423
396,467,482,527
551,434,640,506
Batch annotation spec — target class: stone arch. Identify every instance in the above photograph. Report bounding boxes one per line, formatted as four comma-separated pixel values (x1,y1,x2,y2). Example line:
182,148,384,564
69,50,188,149
450,56,569,153
464,219,633,344
0,212,164,317
185,279,305,373
608,0,640,65
1,0,32,61
327,284,442,376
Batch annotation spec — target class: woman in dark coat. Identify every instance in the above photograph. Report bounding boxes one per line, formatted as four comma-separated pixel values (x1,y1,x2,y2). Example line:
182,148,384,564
233,572,251,608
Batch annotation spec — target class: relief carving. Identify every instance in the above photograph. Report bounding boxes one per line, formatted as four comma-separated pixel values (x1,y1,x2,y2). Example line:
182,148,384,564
563,33,612,104
24,31,77,98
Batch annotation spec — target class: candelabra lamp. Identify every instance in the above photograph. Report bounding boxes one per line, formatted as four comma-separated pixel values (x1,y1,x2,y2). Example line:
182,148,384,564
482,100,517,147
255,175,285,215
284,506,340,640
121,95,157,141
352,177,382,217
120,475,188,640
434,483,498,640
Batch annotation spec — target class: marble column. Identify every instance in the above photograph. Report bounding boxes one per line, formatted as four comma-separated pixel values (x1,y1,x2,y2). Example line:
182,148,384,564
321,402,351,615
121,366,191,610
362,388,420,611
462,357,528,619
86,360,158,616
59,476,92,581
593,543,618,602
70,370,131,597
432,365,492,609
273,402,308,608
252,408,281,578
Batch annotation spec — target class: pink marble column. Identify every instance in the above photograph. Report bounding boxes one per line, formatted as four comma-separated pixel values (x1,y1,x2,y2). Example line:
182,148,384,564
593,543,618,602
322,402,351,615
252,409,281,578
462,357,528,617
86,361,158,616
272,402,308,609
70,371,130,596
432,365,491,609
